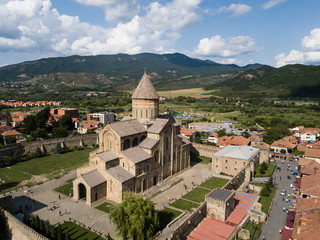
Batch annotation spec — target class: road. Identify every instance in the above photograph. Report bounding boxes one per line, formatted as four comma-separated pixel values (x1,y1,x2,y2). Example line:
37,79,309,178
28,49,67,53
260,159,298,240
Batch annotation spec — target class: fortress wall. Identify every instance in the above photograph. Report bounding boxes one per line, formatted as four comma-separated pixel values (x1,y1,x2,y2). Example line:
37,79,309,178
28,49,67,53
191,143,219,158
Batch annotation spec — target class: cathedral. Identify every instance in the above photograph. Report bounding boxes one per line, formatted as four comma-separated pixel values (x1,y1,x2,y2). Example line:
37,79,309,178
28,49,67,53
73,70,191,205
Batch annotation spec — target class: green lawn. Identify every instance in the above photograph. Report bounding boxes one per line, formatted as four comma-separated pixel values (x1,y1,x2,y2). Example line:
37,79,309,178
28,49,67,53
183,188,211,203
255,163,276,177
60,221,105,240
95,202,113,214
260,187,276,214
190,153,211,164
158,207,182,230
170,199,200,211
199,177,229,189
0,148,94,193
54,179,74,196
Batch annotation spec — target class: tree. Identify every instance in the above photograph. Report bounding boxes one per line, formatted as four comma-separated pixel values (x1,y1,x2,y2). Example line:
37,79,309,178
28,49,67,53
13,148,24,162
51,227,57,239
40,220,45,234
109,192,159,240
259,162,268,174
217,128,227,137
260,186,270,197
57,224,62,240
35,215,40,230
54,142,63,154
0,210,7,238
58,114,74,130
45,220,50,236
4,110,12,127
35,147,43,158
52,127,69,138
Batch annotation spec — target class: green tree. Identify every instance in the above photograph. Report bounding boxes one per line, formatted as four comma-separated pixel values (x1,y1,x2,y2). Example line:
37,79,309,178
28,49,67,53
13,148,24,162
109,192,159,240
35,215,40,229
260,186,270,197
57,224,62,240
65,232,70,240
51,227,57,240
54,142,63,154
217,128,227,137
4,110,12,127
35,147,43,158
52,127,69,138
32,215,36,228
45,220,50,236
58,114,74,130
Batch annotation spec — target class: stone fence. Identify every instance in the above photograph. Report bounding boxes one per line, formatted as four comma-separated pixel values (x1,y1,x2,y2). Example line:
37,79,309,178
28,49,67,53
223,166,247,191
0,134,99,157
168,202,207,240
191,143,219,158
1,208,49,240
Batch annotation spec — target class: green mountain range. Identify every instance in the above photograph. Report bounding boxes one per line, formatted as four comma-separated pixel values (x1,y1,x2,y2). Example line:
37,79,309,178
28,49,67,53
207,64,320,98
0,53,262,93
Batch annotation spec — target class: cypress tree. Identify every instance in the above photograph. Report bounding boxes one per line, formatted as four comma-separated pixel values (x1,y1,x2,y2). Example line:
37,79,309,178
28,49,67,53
51,227,57,240
40,220,45,234
35,215,40,229
35,147,43,157
31,215,36,228
57,224,62,240
45,220,50,236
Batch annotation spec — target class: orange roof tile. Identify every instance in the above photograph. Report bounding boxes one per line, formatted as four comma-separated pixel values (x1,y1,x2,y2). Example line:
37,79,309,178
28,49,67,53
292,209,320,240
300,174,320,196
296,198,320,213
209,132,219,138
271,139,297,149
1,130,22,136
300,160,320,175
304,148,320,159
180,127,197,136
216,136,250,147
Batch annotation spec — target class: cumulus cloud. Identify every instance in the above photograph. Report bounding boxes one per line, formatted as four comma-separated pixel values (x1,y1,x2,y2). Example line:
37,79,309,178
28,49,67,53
76,0,140,22
0,0,202,57
275,28,320,67
217,3,252,16
262,0,287,10
193,35,258,58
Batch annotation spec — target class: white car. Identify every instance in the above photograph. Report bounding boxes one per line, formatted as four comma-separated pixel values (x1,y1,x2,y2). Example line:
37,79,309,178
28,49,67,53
281,189,286,196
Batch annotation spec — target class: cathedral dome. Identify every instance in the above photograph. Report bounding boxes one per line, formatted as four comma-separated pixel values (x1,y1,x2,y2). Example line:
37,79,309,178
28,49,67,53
131,69,159,100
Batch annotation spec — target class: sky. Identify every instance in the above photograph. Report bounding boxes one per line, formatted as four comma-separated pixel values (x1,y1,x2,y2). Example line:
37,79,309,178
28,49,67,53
0,0,320,68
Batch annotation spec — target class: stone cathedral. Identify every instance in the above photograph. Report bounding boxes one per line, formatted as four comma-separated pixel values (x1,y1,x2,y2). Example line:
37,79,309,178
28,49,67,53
73,70,191,205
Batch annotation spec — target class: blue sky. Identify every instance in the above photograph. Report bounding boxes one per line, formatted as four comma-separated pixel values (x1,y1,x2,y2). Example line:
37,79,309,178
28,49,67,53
0,0,320,67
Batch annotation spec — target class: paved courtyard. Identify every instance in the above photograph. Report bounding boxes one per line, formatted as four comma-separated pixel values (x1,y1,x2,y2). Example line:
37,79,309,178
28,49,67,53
6,162,231,240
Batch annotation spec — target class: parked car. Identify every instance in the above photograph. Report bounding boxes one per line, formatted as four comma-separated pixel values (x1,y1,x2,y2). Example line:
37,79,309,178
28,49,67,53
270,158,275,163
277,167,281,172
261,179,268,184
281,189,286,196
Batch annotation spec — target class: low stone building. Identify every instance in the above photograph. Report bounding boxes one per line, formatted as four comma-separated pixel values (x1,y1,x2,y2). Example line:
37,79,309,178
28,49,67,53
73,70,191,205
212,145,260,177
206,189,235,221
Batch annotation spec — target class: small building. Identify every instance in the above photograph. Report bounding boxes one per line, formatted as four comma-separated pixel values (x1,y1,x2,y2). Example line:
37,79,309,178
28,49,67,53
208,132,219,144
206,189,235,221
77,120,103,134
212,145,260,176
271,139,297,154
216,136,251,148
50,108,79,121
87,112,114,124
293,127,320,142
180,127,196,142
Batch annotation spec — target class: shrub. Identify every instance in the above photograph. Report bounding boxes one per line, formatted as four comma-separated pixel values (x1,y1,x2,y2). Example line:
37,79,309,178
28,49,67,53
35,147,43,158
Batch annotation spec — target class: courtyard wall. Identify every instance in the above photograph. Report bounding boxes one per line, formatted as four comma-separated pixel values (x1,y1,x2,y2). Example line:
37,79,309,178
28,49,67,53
191,143,219,158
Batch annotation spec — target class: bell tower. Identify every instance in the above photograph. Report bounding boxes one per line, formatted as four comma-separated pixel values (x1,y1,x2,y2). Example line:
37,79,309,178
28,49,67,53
132,69,159,122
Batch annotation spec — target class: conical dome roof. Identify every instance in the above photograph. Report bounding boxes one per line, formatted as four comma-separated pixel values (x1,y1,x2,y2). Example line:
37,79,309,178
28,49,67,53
132,69,159,100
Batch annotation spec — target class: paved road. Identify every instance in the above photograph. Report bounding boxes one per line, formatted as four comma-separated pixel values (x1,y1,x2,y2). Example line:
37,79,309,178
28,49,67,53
260,160,298,240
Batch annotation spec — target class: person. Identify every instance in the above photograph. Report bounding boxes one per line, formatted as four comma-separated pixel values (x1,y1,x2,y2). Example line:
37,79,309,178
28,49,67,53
59,195,61,200
262,235,266,240
280,176,282,180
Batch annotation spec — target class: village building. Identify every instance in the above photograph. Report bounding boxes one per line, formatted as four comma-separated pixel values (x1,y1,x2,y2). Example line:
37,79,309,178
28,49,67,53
207,132,219,144
292,126,320,142
77,120,103,134
87,112,114,124
212,145,260,177
180,127,197,142
73,70,191,205
50,108,79,122
216,136,251,148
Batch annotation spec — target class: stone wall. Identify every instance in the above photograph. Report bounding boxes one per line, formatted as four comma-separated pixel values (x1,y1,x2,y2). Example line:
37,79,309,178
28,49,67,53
191,143,219,158
168,202,207,240
223,166,247,191
0,143,22,157
2,209,49,240
21,134,99,153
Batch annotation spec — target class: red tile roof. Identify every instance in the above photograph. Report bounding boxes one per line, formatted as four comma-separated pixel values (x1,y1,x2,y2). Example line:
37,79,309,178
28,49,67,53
271,139,297,149
180,127,197,136
209,132,219,138
216,136,250,147
300,174,320,196
304,148,320,159
1,130,22,136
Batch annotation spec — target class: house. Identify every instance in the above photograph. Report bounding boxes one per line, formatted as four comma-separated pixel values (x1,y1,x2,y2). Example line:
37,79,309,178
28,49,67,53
50,108,79,122
1,129,22,143
180,127,196,142
73,70,191,205
304,148,320,161
216,136,251,148
87,112,114,124
271,138,297,154
292,126,320,142
77,120,103,134
208,132,219,144
212,145,260,176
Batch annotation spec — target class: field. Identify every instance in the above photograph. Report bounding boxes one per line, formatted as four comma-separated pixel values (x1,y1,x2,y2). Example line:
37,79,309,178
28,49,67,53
190,153,211,164
0,148,94,193
199,177,229,189
255,163,276,177
157,88,213,98
95,202,114,214
54,178,74,196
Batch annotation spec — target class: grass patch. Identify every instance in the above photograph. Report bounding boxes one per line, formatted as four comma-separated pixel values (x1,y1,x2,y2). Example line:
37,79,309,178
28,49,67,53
170,199,200,211
95,202,113,214
190,153,211,164
199,177,229,189
54,178,74,196
254,163,276,177
183,188,211,203
60,221,105,240
0,148,94,193
259,187,276,214
249,182,264,187
238,221,263,240
158,207,182,230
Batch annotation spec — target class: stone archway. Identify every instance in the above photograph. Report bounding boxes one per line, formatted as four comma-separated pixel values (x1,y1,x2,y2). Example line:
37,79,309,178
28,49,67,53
79,183,87,199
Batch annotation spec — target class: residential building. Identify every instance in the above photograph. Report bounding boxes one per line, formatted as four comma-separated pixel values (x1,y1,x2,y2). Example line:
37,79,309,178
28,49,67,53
87,112,114,124
216,136,251,148
77,120,103,134
208,132,219,144
180,127,196,142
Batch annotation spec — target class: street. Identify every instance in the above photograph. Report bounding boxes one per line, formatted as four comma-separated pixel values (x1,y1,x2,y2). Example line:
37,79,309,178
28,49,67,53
260,159,298,240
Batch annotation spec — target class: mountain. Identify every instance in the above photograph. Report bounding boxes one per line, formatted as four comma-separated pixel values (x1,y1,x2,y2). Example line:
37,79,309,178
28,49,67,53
206,64,320,99
0,53,263,93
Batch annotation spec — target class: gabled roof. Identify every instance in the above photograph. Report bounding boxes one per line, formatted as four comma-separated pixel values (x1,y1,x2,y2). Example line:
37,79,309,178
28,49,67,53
213,145,259,160
148,118,169,134
304,148,320,159
106,166,135,183
209,132,219,138
216,136,250,147
80,170,106,187
96,150,118,162
300,160,320,175
139,138,159,150
131,70,159,100
121,147,152,163
271,139,297,149
109,119,146,137
180,127,196,136
1,130,22,136
300,174,320,196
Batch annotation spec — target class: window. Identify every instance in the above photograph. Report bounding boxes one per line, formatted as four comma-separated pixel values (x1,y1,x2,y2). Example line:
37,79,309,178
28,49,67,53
123,162,125,168
235,161,237,165
154,150,159,163
140,135,146,142
123,139,130,150
225,167,228,169
243,162,246,166
132,138,139,147
225,160,228,163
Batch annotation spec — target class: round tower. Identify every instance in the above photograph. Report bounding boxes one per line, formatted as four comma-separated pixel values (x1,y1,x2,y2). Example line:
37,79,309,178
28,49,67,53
132,69,159,122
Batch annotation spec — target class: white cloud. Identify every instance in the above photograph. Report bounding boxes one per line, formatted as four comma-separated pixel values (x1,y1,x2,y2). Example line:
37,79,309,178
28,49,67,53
262,0,287,10
193,35,258,58
275,28,320,67
0,0,202,58
76,0,140,22
217,3,252,16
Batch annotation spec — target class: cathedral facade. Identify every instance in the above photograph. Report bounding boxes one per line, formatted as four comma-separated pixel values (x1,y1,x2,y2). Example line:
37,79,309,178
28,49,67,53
73,70,191,205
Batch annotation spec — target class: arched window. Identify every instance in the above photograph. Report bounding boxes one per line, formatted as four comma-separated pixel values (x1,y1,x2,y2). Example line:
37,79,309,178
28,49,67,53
132,138,139,147
123,139,130,150
140,135,146,142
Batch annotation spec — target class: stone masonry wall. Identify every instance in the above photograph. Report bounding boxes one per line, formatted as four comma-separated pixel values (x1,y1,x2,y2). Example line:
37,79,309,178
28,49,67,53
0,143,22,158
2,209,49,240
191,143,219,158
223,166,246,191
